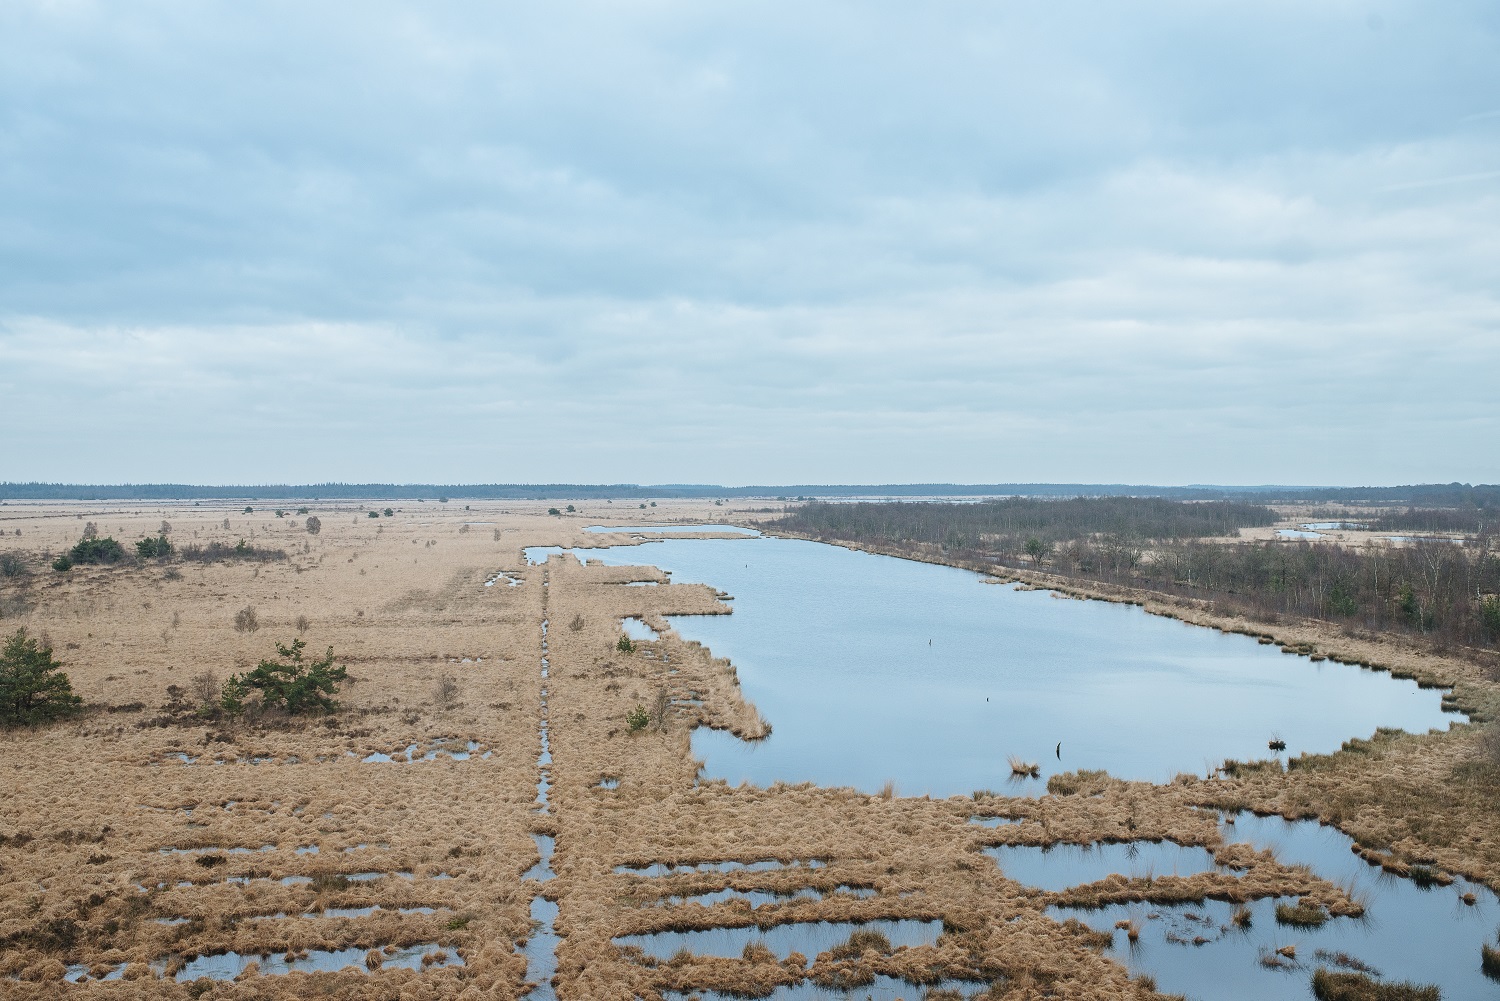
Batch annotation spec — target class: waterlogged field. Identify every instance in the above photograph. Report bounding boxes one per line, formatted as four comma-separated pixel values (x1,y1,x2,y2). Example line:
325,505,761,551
0,501,1496,1000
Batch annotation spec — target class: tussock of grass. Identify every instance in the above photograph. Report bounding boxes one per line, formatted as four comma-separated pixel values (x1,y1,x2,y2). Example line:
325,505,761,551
1311,968,1440,1000
1275,900,1330,927
1045,769,1111,796
1482,939,1500,981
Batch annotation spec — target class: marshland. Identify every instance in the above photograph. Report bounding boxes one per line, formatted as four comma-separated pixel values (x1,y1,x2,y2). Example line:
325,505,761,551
2,490,1500,1000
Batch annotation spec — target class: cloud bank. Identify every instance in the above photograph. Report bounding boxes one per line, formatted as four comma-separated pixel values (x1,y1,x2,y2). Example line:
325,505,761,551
2,1,1497,484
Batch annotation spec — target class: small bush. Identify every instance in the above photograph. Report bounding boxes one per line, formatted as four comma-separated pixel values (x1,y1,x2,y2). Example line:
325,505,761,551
233,606,260,633
0,553,26,578
69,536,126,564
229,637,347,715
296,507,309,516
569,613,585,632
383,508,393,517
434,672,459,710
367,511,380,519
626,705,650,732
190,671,220,710
548,508,561,516
135,535,174,559
305,515,321,535
0,628,83,726
616,635,635,654
52,554,72,572
179,540,285,563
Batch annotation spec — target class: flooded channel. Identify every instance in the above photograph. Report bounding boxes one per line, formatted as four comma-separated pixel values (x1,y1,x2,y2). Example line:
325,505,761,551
543,536,1455,795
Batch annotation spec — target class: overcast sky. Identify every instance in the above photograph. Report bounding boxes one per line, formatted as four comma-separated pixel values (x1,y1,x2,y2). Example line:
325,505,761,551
2,2,1497,486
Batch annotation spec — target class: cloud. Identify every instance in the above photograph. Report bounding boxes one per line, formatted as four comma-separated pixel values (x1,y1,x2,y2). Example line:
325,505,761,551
1,1,1497,484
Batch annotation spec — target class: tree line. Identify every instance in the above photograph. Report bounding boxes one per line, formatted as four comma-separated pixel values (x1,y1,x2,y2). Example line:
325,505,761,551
776,497,1280,550
774,499,1500,651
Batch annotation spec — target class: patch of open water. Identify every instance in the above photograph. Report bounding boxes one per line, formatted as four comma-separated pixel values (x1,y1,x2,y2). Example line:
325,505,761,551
586,525,761,535
558,536,1455,795
662,978,988,1001
1044,814,1500,999
614,918,943,961
988,840,1221,892
622,616,660,642
161,943,462,981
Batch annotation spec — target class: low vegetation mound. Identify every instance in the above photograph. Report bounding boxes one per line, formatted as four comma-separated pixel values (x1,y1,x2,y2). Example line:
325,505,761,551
179,539,286,563
1311,968,1439,1001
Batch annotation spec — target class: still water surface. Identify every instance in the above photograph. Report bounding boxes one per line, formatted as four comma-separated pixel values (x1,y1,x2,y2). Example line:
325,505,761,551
540,536,1454,796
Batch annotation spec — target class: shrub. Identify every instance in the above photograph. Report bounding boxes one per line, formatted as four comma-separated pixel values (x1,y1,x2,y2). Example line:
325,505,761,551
69,536,126,564
179,540,285,563
548,508,561,516
616,635,635,654
0,628,83,726
296,507,309,515
219,674,249,720
51,554,72,572
135,535,174,559
566,504,576,513
626,705,650,732
367,511,380,519
434,672,459,710
243,506,253,514
233,606,260,633
190,671,220,711
230,637,347,715
383,508,393,517
569,613,585,632
305,515,321,535
0,553,27,577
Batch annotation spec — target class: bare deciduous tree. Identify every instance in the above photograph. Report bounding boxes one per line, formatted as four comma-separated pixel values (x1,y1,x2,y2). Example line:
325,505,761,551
190,670,219,708
434,672,459,710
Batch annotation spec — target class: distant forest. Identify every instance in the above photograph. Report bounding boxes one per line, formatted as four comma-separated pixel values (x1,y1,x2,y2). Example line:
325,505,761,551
777,497,1280,548
2,481,1497,503
775,498,1500,652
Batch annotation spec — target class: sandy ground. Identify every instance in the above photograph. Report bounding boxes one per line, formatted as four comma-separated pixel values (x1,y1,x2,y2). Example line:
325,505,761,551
0,498,1487,999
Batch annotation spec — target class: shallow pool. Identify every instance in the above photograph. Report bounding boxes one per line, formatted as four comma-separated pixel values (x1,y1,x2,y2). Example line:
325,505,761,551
614,918,943,961
1050,814,1500,999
